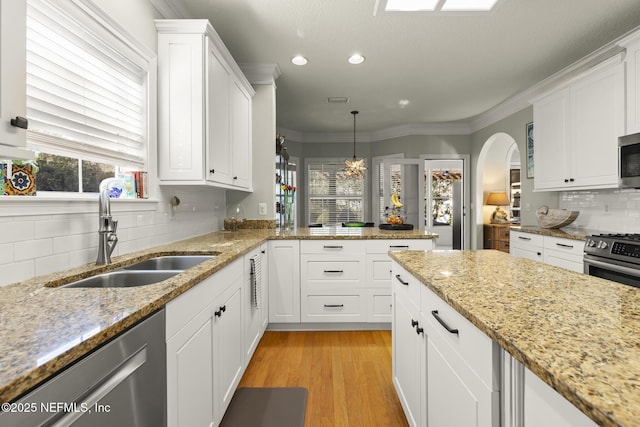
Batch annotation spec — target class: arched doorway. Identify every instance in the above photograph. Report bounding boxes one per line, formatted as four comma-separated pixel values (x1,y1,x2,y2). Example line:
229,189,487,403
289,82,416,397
475,132,519,248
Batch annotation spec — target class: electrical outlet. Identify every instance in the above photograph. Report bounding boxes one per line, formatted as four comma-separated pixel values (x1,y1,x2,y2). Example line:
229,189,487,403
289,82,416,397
258,203,267,215
525,203,531,212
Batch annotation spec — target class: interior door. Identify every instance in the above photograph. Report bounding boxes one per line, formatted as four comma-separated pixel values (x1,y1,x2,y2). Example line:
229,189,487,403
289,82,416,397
382,159,425,229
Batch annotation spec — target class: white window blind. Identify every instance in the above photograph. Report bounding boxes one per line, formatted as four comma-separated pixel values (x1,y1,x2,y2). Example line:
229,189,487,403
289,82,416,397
307,159,365,225
26,0,147,168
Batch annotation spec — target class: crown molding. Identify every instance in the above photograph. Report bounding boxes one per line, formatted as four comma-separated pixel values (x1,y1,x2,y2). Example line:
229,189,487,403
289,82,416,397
240,64,281,85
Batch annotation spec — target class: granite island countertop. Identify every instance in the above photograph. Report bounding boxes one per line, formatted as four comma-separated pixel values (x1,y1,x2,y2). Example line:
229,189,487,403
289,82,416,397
389,249,640,427
0,227,437,404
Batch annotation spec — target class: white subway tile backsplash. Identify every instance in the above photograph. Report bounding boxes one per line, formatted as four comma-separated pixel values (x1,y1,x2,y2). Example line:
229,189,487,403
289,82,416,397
14,239,53,262
0,221,34,243
0,188,225,287
36,253,70,276
560,189,640,233
1,260,35,287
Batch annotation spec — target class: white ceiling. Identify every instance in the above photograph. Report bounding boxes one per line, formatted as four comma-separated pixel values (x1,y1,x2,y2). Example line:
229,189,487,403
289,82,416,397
169,0,640,137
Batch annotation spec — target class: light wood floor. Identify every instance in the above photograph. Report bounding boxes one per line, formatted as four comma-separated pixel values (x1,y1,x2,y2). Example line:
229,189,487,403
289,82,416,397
238,330,409,427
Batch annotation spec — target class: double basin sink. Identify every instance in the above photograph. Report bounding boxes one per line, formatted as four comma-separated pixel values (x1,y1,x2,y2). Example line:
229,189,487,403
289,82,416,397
61,255,215,289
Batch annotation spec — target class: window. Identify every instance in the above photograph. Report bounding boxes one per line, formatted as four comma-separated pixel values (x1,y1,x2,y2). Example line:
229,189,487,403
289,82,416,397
307,159,366,225
25,0,149,194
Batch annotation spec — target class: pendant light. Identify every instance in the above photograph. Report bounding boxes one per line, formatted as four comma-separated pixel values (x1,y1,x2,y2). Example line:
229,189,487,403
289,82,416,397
345,110,367,177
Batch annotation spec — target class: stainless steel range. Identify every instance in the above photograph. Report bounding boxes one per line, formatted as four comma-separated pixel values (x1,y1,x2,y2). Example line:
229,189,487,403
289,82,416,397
584,233,640,288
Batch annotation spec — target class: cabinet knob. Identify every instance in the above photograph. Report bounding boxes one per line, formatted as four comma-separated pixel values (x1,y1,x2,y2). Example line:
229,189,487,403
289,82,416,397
233,176,238,180
415,327,424,335
209,169,215,174
569,178,575,182
10,116,28,129
564,179,569,183
411,319,419,328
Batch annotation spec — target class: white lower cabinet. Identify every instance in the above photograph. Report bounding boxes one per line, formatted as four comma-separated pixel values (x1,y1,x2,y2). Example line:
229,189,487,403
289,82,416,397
392,260,500,427
524,368,597,427
511,231,584,273
392,285,425,427
268,240,300,323
243,244,268,361
166,257,250,427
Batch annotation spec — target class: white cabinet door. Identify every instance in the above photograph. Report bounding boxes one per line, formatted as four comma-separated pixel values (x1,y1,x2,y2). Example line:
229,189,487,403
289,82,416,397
230,80,252,189
166,302,215,427
533,56,624,191
427,337,479,427
268,240,300,323
524,368,597,427
0,0,29,156
569,59,624,189
392,292,425,427
206,42,233,186
213,279,244,422
621,33,640,134
533,88,571,190
157,32,205,181
243,247,266,362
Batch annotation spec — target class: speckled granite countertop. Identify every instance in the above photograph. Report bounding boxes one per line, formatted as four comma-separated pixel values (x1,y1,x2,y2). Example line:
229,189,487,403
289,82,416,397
0,227,437,404
390,249,640,427
513,225,608,241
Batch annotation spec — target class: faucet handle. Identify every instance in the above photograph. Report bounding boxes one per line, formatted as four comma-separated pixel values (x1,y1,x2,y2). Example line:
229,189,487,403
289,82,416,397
111,219,118,233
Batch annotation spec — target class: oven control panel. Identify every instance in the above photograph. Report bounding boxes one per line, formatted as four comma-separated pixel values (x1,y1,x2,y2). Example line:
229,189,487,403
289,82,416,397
611,242,640,258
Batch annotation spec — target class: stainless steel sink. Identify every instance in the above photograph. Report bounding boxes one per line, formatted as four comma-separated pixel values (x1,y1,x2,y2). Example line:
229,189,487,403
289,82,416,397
62,270,180,289
122,255,214,271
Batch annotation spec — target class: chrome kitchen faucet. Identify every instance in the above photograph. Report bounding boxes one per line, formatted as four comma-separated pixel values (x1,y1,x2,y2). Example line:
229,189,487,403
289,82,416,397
96,180,118,265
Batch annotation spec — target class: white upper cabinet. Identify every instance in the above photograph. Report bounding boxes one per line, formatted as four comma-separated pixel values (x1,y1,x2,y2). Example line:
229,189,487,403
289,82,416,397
0,0,33,160
156,19,254,191
533,55,624,191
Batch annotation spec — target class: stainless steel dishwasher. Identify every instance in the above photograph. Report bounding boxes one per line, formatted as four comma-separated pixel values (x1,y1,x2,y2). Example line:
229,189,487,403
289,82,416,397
0,309,166,427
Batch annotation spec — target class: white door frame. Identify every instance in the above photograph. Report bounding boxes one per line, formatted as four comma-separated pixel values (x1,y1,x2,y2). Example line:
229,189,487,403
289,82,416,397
420,154,471,250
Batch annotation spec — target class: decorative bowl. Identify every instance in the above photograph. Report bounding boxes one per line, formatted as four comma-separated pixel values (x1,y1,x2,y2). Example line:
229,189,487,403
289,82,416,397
535,206,579,229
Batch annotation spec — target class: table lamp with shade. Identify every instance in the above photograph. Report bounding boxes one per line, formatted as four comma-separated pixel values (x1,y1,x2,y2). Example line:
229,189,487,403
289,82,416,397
486,191,510,224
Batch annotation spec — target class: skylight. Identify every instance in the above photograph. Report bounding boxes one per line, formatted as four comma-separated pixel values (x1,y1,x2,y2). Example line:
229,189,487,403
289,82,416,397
376,0,502,13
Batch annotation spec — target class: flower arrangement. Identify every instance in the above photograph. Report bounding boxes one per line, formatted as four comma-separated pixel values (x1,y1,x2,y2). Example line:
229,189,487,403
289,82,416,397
281,184,296,229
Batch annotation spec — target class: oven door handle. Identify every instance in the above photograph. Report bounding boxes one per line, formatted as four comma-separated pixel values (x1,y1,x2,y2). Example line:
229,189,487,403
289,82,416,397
584,257,640,278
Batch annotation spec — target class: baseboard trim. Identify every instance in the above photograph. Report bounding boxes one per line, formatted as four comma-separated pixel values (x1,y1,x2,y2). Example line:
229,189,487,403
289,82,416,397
266,322,391,331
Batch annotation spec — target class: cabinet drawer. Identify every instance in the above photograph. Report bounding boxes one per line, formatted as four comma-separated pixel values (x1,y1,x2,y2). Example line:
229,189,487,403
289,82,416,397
366,254,392,288
302,293,365,322
498,240,510,252
391,263,421,306
300,240,366,254
365,239,433,254
497,226,511,240
543,236,584,256
368,291,392,322
510,231,544,248
301,254,365,289
421,285,499,389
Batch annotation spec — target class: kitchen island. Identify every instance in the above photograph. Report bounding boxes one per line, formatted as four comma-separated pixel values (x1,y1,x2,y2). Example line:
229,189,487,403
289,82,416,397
0,227,436,405
390,249,640,427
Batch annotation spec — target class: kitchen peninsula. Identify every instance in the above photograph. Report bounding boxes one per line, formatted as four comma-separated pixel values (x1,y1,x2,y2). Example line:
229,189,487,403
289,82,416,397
0,227,436,407
390,249,640,427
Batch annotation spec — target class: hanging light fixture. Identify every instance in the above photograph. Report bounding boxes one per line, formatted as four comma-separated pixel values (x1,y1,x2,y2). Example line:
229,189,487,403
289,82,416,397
345,110,367,177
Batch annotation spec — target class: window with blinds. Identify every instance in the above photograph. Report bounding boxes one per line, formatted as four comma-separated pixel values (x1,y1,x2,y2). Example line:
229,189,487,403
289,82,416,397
307,159,365,225
25,0,148,192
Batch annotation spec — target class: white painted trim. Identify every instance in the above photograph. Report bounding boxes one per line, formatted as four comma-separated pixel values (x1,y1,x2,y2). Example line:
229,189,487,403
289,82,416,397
0,197,159,217
240,63,281,85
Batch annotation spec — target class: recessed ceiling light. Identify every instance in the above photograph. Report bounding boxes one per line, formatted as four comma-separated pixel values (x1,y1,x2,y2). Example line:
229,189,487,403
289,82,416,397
440,0,499,11
398,99,410,108
291,55,308,66
348,54,365,65
327,97,351,103
384,0,438,11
